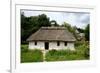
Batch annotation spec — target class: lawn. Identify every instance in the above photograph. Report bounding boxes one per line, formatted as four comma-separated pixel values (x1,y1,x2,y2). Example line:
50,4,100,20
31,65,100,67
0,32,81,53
21,41,89,63
45,45,89,61
21,45,43,63
45,41,89,61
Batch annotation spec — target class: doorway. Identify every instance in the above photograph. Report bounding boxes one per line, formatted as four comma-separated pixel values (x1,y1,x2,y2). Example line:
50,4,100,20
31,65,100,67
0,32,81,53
45,42,49,50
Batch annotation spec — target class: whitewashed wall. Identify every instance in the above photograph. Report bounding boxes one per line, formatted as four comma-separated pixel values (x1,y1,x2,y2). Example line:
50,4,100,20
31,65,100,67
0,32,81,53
29,41,75,50
29,41,44,50
49,42,75,50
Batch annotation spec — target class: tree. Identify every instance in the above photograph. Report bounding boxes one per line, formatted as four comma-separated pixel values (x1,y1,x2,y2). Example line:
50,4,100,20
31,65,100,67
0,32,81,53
21,13,52,44
76,28,84,33
61,22,74,33
61,22,79,40
84,24,89,41
38,14,51,27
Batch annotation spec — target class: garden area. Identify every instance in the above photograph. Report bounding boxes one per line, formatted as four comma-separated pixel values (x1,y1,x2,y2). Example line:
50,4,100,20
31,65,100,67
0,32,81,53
21,41,89,63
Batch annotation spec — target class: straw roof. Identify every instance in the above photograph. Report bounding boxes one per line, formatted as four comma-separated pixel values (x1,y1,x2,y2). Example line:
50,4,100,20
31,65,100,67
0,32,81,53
27,27,76,42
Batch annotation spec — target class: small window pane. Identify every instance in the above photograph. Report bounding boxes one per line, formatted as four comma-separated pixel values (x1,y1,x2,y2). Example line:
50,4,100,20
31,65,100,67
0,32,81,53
57,41,60,46
65,42,67,46
35,42,37,45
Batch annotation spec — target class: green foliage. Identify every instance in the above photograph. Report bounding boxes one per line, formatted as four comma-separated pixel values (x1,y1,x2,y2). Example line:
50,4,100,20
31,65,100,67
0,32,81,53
21,45,28,52
77,28,84,33
62,22,74,33
47,49,57,56
75,42,89,59
75,41,85,47
21,13,51,44
38,14,51,27
84,46,89,59
45,49,79,61
61,22,79,40
84,24,89,41
21,49,43,63
21,41,89,62
45,42,89,61
21,13,61,44
21,45,43,63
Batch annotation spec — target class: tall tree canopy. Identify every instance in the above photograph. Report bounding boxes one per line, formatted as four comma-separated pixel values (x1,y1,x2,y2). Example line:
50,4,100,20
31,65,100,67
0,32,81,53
38,14,51,27
61,22,77,39
84,24,89,41
61,22,77,33
76,28,84,33
21,13,52,43
21,13,60,44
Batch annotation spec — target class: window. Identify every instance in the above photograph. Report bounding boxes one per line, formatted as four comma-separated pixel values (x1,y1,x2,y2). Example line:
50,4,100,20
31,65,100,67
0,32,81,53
34,41,37,45
57,41,60,46
65,42,67,46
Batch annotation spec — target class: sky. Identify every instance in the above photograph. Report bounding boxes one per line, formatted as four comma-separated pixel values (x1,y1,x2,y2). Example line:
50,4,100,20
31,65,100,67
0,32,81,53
21,10,90,29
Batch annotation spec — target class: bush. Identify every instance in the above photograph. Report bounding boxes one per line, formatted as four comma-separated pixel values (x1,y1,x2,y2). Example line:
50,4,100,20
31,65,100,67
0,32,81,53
21,45,28,52
84,46,89,59
47,49,57,56
75,43,90,59
75,41,86,47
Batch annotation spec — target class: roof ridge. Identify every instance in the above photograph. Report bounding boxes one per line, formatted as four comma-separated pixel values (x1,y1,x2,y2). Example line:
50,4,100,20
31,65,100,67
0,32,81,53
41,27,66,30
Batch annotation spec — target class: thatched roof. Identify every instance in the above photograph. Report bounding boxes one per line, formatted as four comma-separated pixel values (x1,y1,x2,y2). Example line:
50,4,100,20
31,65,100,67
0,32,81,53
27,27,76,42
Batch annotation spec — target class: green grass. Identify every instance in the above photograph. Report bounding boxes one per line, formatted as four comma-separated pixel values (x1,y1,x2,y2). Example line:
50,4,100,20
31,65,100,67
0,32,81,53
45,43,89,61
21,48,43,63
21,41,89,62
21,44,28,52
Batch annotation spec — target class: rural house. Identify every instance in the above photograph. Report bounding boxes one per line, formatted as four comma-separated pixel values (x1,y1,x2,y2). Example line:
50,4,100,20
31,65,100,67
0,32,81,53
27,27,76,50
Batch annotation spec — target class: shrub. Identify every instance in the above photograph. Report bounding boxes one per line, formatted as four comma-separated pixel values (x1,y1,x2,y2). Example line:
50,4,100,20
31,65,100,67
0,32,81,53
21,45,28,52
75,41,83,47
84,46,89,59
47,49,57,56
75,43,90,59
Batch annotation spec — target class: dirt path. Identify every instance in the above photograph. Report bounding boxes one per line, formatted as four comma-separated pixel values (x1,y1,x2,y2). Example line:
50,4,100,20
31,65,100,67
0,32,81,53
42,50,48,62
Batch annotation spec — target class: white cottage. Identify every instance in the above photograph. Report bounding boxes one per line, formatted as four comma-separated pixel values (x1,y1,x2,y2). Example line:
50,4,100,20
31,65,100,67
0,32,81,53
27,27,76,50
